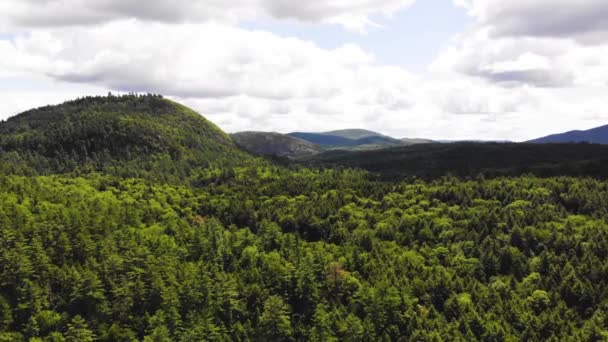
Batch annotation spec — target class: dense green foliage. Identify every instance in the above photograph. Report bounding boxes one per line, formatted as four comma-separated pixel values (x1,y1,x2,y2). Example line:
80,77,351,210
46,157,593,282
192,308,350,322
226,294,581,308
0,94,254,179
1,96,608,341
2,170,608,341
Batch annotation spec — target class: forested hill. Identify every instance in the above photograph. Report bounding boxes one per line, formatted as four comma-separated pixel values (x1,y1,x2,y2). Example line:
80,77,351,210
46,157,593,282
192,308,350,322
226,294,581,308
0,94,255,178
304,142,608,180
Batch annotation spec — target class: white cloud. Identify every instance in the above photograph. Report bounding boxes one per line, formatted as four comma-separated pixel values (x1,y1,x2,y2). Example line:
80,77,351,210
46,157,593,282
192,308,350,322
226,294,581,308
436,1,608,89
427,79,534,115
0,21,363,99
430,28,578,88
454,0,608,44
0,20,433,134
0,0,415,32
414,2,608,140
0,77,109,120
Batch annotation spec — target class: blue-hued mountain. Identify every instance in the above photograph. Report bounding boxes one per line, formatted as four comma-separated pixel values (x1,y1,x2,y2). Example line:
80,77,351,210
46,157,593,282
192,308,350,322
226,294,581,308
322,129,387,140
529,124,608,144
288,129,432,150
288,132,356,147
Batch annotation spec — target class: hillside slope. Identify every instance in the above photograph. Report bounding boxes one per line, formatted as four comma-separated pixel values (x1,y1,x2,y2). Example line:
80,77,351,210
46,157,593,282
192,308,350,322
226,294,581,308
0,94,254,177
529,124,608,144
231,131,322,158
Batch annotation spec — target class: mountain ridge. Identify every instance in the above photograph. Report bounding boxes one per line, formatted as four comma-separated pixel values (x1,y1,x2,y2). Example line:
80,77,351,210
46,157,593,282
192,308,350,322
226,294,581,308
529,124,608,144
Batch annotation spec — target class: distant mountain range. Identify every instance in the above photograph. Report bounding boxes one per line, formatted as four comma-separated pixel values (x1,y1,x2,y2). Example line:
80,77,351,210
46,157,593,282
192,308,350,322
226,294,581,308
288,130,405,149
231,123,608,159
316,129,383,140
232,129,434,157
231,132,322,158
528,124,608,144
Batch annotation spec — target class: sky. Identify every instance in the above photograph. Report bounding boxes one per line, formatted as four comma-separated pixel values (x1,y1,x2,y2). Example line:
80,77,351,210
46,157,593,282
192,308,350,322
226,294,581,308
1,0,608,141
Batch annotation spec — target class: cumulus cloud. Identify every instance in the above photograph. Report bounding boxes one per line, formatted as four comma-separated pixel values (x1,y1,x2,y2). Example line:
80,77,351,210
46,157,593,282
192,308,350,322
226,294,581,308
0,0,415,31
0,76,109,119
2,21,396,102
0,20,429,133
428,80,534,115
424,1,608,139
455,0,608,44
431,28,578,87
434,1,608,88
